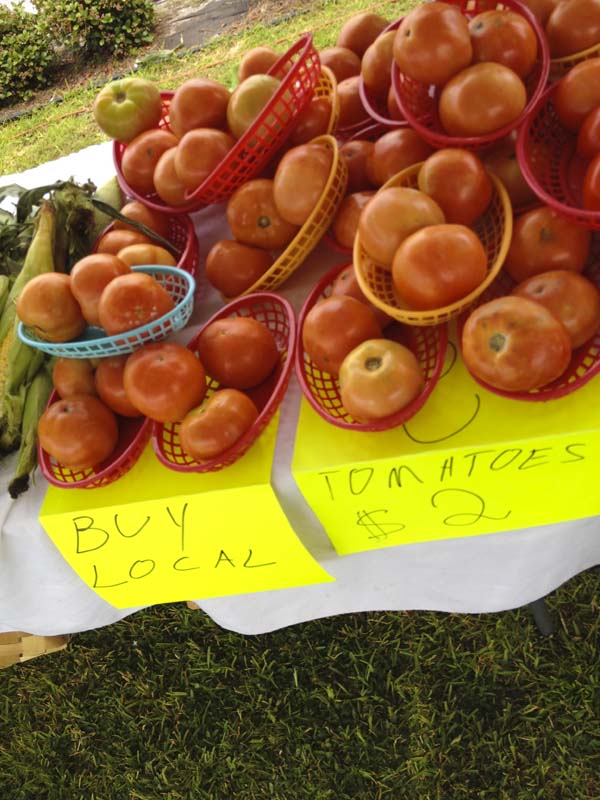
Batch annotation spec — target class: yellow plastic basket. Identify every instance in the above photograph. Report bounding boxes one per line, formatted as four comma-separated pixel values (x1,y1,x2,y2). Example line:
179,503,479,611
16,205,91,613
549,41,600,81
234,133,349,296
316,65,340,135
353,163,513,326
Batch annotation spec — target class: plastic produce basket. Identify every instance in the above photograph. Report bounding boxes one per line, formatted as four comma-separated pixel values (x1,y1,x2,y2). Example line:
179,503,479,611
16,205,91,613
295,261,448,431
549,41,600,81
516,82,600,231
39,398,152,489
358,17,407,129
153,292,296,472
18,265,196,358
113,34,321,214
391,0,550,150
456,251,600,401
353,162,513,326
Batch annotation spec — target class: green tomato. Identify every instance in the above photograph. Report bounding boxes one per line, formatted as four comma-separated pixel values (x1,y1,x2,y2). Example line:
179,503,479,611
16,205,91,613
93,77,162,143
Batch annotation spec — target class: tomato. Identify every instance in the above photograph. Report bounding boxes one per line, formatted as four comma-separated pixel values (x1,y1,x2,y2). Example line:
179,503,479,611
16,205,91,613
93,77,162,143
38,394,119,469
504,206,591,281
365,128,433,188
116,243,177,268
332,191,375,250
546,0,600,58
468,10,538,79
153,147,189,207
318,46,362,83
583,152,600,210
237,46,280,83
302,295,382,377
339,338,424,422
577,107,600,159
439,63,527,137
96,228,153,255
273,143,332,226
174,128,235,191
336,11,389,58
94,355,142,417
195,316,279,389
16,273,86,342
330,264,393,328
168,78,231,138
97,272,174,335
555,58,600,131
483,144,537,208
70,253,131,327
517,0,562,25
113,200,171,239
361,30,396,99
227,74,281,139
461,295,572,391
337,76,369,128
393,3,472,87
512,270,600,348
339,139,375,192
226,179,299,249
123,341,207,422
52,358,97,399
179,389,259,461
358,186,445,267
121,128,179,195
417,148,492,225
205,239,273,297
289,96,332,146
392,224,487,310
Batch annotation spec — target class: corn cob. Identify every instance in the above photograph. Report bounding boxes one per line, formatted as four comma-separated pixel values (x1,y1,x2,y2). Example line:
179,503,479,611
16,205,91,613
0,275,9,318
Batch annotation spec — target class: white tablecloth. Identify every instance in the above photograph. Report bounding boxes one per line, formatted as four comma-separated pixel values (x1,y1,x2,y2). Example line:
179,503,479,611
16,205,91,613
1,142,599,637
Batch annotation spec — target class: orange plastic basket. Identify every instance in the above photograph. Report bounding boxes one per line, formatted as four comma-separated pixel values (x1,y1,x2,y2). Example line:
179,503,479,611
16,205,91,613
113,34,321,214
295,261,448,431
353,162,513,326
226,134,349,297
38,396,152,489
549,41,600,81
391,0,550,150
516,82,600,231
152,293,296,472
456,248,600,401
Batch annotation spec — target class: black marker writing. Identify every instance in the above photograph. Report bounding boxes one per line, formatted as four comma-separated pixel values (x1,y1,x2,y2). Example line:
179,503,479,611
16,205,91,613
356,509,406,541
431,488,511,526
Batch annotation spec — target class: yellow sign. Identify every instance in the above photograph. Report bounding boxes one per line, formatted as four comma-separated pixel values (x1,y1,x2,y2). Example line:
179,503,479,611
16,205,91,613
40,417,334,607
292,331,600,555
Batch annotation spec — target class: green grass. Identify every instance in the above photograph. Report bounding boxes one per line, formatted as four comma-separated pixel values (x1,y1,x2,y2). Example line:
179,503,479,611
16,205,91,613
1,567,599,799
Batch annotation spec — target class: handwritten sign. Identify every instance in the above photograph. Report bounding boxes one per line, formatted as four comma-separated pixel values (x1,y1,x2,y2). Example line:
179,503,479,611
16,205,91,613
292,335,600,555
40,417,334,607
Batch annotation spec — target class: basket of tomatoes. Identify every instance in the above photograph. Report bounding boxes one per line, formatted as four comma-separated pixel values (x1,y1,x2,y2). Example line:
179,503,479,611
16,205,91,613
390,0,550,150
296,261,448,431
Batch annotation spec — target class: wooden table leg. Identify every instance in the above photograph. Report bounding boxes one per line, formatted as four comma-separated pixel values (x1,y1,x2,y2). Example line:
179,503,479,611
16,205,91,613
0,631,71,669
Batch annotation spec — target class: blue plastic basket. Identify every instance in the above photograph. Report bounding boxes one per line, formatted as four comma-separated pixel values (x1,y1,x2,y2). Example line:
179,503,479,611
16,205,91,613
17,265,196,358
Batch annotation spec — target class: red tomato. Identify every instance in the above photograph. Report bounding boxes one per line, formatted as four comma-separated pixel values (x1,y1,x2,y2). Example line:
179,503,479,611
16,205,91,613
339,338,425,422
577,107,600,159
387,83,405,121
483,144,537,208
365,128,433,187
468,10,538,78
94,355,142,417
361,30,396,98
417,148,493,225
168,77,231,137
358,186,445,267
302,294,382,377
123,341,207,422
517,0,562,25
52,358,97,399
439,62,527,137
504,206,591,281
336,12,389,58
96,228,153,255
16,273,86,343
392,224,488,310
97,272,174,335
546,0,600,58
237,46,280,83
174,128,235,191
226,179,299,250
339,139,375,192
331,191,375,250
113,200,171,239
318,46,362,83
116,243,177,268
512,270,600,348
70,253,131,327
461,295,572,391
330,263,393,328
38,394,119,469
289,97,332,146
583,152,600,210
393,2,473,86
205,240,273,297
227,74,281,139
179,389,259,461
121,128,179,195
273,143,332,226
555,58,600,131
195,316,279,389
337,76,369,128
153,147,189,207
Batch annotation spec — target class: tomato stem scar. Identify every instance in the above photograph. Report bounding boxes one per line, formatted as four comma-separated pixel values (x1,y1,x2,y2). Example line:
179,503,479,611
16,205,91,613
364,356,382,371
489,332,506,352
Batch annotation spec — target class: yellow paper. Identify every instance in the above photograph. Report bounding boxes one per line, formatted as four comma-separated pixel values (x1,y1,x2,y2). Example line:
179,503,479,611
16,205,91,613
292,332,600,555
40,416,334,607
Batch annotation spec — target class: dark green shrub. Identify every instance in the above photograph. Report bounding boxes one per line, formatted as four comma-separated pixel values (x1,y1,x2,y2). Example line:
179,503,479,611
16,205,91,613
34,0,156,62
0,4,56,108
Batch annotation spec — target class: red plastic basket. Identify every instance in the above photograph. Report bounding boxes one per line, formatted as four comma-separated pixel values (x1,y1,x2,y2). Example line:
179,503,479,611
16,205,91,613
456,247,600,401
516,83,600,230
392,0,550,150
113,35,321,214
295,261,448,431
39,394,152,489
358,17,408,129
152,292,296,472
